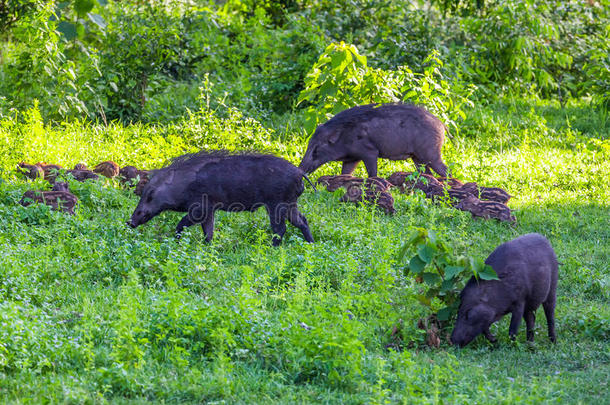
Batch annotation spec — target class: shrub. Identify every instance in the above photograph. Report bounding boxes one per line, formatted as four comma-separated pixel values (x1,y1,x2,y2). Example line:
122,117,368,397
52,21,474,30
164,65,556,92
398,227,498,322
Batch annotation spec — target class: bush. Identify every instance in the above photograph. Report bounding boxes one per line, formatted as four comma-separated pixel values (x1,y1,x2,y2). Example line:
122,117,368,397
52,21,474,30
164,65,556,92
297,42,474,134
398,227,498,322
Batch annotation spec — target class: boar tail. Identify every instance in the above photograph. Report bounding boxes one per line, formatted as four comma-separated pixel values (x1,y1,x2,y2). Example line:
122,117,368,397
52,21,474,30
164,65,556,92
302,174,317,193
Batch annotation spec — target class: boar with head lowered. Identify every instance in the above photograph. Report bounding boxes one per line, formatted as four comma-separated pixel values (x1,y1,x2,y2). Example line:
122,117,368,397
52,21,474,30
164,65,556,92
127,151,315,246
299,103,448,178
451,233,558,347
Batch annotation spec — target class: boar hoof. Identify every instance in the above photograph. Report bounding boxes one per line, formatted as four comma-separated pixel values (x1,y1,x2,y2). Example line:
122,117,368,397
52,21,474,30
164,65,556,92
484,330,497,343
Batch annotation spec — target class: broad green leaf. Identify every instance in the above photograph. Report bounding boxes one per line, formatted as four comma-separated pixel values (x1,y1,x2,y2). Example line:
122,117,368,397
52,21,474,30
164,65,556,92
440,279,455,292
437,306,453,321
418,243,436,263
409,255,426,274
88,13,107,29
57,21,77,40
74,0,96,18
444,266,464,280
479,264,499,281
421,272,441,285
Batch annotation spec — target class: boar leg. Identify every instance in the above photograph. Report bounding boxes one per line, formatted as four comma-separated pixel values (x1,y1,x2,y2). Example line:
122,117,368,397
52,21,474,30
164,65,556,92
412,157,432,175
288,206,314,243
543,297,557,343
362,156,379,178
525,310,536,342
509,302,525,340
200,213,215,242
176,215,196,237
429,160,448,178
483,328,497,343
267,204,287,247
341,160,360,175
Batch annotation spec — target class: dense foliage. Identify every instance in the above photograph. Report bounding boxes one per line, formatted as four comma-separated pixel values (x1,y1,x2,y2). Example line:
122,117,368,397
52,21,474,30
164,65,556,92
0,0,608,402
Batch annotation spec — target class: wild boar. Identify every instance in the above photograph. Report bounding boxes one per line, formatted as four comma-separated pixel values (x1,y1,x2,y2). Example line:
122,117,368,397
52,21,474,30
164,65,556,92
299,103,448,178
20,189,78,214
127,151,315,246
35,162,63,182
387,171,444,198
119,166,149,187
339,186,396,215
17,162,45,180
451,233,558,347
73,163,88,170
455,195,515,223
68,169,99,182
51,182,70,192
94,161,120,178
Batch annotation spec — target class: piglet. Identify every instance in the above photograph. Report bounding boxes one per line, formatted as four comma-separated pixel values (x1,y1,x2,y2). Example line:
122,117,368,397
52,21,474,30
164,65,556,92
451,233,558,347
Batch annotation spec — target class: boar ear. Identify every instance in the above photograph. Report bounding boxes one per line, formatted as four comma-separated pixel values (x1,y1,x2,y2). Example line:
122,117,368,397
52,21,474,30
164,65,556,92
164,169,176,184
328,131,340,144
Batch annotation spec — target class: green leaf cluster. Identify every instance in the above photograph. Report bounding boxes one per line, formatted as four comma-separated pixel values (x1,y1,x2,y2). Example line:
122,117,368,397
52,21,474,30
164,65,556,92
398,227,498,322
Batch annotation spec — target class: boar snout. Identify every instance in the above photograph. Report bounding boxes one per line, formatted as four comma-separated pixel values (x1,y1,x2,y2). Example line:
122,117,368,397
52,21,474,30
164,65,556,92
126,219,136,228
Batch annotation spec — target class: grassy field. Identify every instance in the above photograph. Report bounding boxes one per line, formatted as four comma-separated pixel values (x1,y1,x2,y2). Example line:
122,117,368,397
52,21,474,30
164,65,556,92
0,98,608,403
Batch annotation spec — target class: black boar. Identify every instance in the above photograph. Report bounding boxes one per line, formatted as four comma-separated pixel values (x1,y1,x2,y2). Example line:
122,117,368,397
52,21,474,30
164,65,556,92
127,151,314,246
451,233,558,347
300,103,448,178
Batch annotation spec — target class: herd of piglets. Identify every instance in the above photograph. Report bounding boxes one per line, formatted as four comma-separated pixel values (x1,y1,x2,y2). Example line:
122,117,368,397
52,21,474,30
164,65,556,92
17,160,150,214
317,172,514,222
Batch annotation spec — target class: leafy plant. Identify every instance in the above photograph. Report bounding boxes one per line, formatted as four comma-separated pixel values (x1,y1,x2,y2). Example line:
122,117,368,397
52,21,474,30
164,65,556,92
398,227,498,322
297,42,474,134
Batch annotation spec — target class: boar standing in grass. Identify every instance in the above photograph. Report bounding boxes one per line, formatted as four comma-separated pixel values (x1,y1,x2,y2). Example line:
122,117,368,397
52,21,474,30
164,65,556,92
127,151,315,246
299,103,448,178
451,233,558,347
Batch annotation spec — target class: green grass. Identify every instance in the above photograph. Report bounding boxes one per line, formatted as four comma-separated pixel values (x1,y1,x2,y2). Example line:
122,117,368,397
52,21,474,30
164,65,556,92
0,98,608,403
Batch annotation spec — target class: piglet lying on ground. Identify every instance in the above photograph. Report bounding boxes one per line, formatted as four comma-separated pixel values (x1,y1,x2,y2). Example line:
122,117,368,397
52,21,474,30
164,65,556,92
451,233,558,347
19,189,78,214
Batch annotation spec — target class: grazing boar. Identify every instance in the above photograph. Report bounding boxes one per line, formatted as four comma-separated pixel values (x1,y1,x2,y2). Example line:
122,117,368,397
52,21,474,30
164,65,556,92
127,151,315,246
450,233,558,347
20,190,78,214
299,103,448,178
73,163,88,170
94,161,120,178
17,162,45,180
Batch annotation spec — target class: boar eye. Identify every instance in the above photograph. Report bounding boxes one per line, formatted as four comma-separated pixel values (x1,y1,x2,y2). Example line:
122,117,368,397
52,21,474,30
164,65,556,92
146,192,154,202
